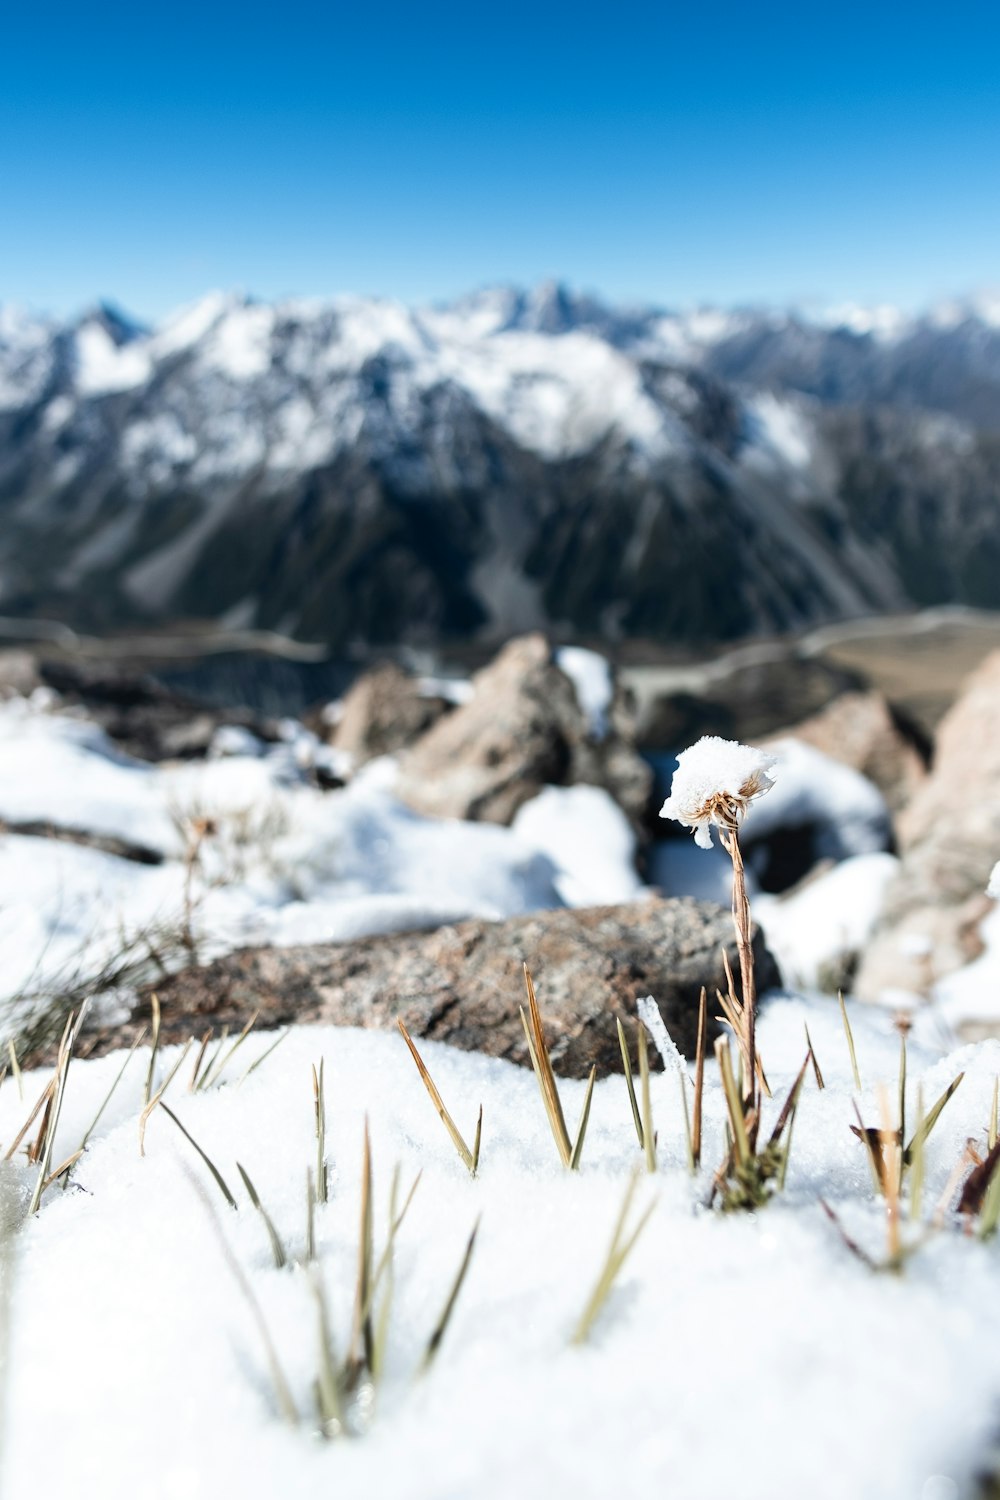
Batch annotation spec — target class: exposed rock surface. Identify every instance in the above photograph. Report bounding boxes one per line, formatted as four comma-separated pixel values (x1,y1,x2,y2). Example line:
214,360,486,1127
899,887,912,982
0,650,43,699
769,689,928,815
73,898,779,1077
328,662,452,766
856,650,1000,999
635,654,866,751
395,634,654,828
36,659,282,763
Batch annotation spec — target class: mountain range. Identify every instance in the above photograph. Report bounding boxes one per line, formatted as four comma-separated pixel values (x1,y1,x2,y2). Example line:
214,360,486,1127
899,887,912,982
2,282,1000,650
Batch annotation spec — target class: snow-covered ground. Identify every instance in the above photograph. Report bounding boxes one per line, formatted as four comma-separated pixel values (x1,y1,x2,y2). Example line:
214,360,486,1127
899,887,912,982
0,695,642,1046
2,999,1000,1500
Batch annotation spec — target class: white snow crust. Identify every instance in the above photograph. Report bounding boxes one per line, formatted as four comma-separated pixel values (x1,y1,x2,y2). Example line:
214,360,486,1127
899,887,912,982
2,1002,1000,1500
555,646,614,739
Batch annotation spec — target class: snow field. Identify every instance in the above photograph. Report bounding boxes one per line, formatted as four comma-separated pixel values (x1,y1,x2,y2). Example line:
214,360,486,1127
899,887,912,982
2,1000,1000,1500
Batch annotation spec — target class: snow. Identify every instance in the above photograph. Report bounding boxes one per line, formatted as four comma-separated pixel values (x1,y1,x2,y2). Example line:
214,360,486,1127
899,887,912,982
0,699,575,1045
149,290,232,358
745,739,891,861
660,735,777,850
744,392,814,469
755,852,900,990
935,902,1000,1032
199,302,276,380
648,835,753,906
511,785,644,907
816,302,910,342
988,861,1000,900
3,1001,1000,1500
555,646,613,739
74,321,152,396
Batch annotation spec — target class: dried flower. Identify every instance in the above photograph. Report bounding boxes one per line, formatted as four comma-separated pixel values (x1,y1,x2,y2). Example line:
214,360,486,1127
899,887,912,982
988,861,1000,899
659,736,776,850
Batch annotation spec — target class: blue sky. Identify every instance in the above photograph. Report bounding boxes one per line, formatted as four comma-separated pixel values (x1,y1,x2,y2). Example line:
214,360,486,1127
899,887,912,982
2,0,999,320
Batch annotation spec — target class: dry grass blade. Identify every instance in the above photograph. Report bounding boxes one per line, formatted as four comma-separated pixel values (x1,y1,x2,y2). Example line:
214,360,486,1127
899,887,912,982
819,1198,878,1270
991,1077,999,1153
237,1162,288,1268
959,1140,1000,1218
978,1150,1000,1239
838,990,862,1091
616,1017,644,1148
41,1148,83,1193
420,1217,480,1373
7,1041,22,1102
305,1169,316,1263
365,1168,422,1323
188,1029,213,1091
471,1105,483,1175
909,1087,926,1221
158,1101,236,1209
71,1029,146,1178
4,1074,56,1163
804,1024,825,1090
898,1032,908,1149
715,1036,750,1166
28,1008,85,1215
768,1050,812,1151
311,1268,346,1437
194,1028,229,1091
693,986,707,1170
143,992,162,1109
349,1120,374,1378
397,1019,479,1175
201,1010,260,1090
238,1027,289,1086
850,1102,891,1197
522,965,572,1166
572,1170,657,1344
637,1025,656,1174
679,1071,694,1174
313,1060,328,1204
569,1065,597,1172
903,1073,964,1165
187,1169,298,1426
139,1039,194,1156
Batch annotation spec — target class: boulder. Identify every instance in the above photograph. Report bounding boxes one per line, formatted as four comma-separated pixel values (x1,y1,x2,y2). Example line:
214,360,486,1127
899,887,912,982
633,652,866,751
72,897,779,1078
395,634,654,828
770,689,928,816
328,662,452,766
855,650,1000,1001
36,659,283,763
0,649,43,699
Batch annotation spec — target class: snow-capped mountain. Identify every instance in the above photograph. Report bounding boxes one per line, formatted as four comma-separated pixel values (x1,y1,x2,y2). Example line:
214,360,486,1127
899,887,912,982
2,283,1000,649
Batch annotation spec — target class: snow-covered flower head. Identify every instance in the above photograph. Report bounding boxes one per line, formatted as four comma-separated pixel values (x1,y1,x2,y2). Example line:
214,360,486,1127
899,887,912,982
659,735,776,850
988,861,1000,899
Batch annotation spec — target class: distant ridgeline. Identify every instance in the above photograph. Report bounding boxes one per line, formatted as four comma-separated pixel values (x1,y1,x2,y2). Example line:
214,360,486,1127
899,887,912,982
2,284,1000,650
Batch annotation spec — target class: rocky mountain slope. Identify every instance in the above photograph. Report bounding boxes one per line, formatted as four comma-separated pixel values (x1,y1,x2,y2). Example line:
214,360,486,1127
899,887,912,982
2,284,1000,649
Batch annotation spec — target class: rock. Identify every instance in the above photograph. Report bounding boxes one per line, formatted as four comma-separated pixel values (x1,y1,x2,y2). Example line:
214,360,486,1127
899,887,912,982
633,653,866,751
328,662,452,766
36,659,283,763
855,650,1000,1000
395,634,654,829
72,897,779,1077
0,650,43,699
769,689,928,816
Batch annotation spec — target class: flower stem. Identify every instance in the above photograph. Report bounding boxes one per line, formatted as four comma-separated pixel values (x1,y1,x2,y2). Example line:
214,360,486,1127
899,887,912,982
721,826,756,1110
